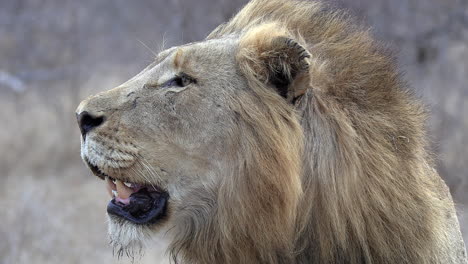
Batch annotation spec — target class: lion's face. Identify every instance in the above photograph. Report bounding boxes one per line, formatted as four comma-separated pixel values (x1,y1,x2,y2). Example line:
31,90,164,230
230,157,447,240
76,38,246,251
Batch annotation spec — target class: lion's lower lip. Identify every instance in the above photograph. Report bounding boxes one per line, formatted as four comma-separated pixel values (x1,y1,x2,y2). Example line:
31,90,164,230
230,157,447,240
107,188,169,224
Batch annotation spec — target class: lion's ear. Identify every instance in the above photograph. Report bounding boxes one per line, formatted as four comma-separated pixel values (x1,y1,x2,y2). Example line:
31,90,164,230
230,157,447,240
237,26,310,103
263,36,310,100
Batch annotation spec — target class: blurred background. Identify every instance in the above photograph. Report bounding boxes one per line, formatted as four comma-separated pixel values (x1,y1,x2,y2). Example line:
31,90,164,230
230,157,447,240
0,0,466,263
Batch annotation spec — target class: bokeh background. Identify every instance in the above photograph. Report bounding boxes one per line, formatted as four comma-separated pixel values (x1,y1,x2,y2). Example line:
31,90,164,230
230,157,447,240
0,0,467,263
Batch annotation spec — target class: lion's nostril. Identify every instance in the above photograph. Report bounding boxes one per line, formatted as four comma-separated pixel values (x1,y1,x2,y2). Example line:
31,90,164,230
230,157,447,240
77,111,105,139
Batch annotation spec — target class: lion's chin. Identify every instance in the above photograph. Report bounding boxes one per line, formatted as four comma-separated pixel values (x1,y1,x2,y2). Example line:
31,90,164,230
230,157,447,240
107,214,149,259
107,214,172,260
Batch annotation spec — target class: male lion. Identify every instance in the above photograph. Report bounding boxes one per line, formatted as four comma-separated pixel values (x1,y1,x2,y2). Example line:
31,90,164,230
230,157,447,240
76,0,467,263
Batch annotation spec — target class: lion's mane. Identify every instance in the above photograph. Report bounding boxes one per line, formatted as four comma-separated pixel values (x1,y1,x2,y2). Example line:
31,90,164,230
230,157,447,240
168,0,465,263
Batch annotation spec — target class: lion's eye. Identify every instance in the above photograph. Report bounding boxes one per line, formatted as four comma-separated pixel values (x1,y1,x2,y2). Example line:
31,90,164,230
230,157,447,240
163,73,195,88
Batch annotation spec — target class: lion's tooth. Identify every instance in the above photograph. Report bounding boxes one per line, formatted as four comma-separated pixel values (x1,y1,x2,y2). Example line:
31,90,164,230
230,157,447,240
106,176,117,198
116,180,133,199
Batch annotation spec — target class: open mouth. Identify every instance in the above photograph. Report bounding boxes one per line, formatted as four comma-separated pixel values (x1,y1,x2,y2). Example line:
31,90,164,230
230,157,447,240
85,159,169,225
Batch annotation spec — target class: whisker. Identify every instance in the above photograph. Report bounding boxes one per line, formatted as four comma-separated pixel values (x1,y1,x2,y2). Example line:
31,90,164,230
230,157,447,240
130,160,150,185
138,159,161,190
159,32,168,53
128,152,160,190
137,39,158,57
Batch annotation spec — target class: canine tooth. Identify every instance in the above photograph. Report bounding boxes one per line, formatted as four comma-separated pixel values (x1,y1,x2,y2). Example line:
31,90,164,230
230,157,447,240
116,180,133,199
106,177,117,198
111,190,118,198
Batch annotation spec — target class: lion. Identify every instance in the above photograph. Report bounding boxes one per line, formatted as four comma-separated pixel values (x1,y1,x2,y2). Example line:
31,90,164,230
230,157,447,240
75,0,467,263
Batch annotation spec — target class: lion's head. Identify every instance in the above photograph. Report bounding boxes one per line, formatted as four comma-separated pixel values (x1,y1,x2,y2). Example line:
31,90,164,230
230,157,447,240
76,0,466,263
76,19,305,262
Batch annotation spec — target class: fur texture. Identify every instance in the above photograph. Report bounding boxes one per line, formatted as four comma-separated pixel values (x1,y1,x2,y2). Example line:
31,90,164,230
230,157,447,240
209,1,467,263
77,0,467,263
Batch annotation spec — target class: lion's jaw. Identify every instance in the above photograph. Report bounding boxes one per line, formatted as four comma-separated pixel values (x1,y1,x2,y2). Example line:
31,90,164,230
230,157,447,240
79,130,170,257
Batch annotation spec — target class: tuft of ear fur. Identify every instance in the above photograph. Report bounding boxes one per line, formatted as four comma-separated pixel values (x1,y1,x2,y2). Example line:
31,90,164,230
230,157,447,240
237,23,310,101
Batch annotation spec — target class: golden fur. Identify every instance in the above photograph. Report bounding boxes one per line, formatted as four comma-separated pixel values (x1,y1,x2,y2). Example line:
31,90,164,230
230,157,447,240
76,0,467,263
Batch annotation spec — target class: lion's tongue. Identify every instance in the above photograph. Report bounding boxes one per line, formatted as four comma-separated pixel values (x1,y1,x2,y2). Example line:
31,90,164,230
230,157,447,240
106,177,137,205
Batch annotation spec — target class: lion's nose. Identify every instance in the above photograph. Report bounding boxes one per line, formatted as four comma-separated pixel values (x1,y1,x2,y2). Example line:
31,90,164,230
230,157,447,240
76,111,105,139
